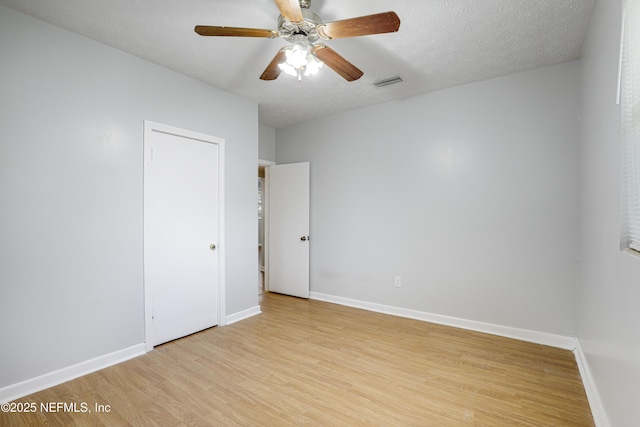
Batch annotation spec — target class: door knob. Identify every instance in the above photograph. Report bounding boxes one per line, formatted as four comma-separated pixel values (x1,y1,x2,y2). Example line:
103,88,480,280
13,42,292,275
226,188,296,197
210,243,216,250
300,236,309,241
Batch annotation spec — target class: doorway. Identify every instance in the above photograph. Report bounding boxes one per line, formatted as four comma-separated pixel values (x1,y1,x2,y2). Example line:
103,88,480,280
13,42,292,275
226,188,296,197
258,159,275,297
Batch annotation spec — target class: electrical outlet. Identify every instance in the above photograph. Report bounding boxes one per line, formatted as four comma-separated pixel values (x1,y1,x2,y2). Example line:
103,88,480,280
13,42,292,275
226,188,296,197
394,276,402,287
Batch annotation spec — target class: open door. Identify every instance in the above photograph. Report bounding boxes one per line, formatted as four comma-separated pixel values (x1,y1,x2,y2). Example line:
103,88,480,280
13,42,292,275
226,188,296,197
267,162,310,298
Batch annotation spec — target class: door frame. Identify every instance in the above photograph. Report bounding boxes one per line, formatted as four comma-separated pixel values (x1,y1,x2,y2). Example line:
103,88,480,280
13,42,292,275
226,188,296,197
259,159,275,293
143,120,226,352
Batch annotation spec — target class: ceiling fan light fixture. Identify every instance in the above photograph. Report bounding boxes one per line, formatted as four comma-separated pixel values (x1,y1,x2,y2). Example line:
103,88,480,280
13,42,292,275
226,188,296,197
304,54,323,76
278,61,298,77
278,41,323,81
285,43,309,68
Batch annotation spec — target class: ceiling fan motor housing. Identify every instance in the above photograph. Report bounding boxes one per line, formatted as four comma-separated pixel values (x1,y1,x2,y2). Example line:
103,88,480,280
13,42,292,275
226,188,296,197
278,9,322,43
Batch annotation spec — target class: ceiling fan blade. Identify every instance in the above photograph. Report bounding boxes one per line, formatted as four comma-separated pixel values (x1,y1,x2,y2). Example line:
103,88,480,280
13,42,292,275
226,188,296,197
313,45,363,82
260,49,287,81
274,0,304,23
195,26,278,38
317,11,400,39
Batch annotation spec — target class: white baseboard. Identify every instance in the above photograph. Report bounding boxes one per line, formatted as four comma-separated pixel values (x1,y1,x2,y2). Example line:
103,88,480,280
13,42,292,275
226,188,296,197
0,343,146,404
225,305,261,325
309,292,577,350
1,306,262,403
574,340,610,427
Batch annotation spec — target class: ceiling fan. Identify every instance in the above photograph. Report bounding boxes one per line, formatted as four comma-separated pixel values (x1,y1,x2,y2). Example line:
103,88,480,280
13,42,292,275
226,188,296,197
194,0,400,82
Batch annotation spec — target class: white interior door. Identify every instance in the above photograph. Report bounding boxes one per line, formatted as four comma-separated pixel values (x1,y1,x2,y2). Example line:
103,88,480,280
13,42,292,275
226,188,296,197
144,121,225,349
267,162,310,298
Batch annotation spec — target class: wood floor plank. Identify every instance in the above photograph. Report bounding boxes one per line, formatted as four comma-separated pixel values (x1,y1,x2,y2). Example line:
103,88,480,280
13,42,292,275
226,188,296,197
2,293,594,426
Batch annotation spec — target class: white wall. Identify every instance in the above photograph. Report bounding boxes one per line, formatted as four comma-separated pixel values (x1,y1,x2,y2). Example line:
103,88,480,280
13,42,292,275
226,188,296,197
277,61,580,336
578,0,640,425
0,5,258,390
259,123,276,162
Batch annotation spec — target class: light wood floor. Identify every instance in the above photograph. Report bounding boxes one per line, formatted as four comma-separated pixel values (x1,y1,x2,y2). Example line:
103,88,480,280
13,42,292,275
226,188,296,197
4,293,594,426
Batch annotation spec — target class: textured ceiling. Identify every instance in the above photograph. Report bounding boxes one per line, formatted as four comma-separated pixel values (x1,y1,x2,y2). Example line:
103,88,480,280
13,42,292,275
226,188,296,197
0,0,596,128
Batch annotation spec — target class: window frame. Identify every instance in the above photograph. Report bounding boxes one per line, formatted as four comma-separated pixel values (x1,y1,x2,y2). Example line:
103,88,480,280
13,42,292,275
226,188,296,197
621,0,640,254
